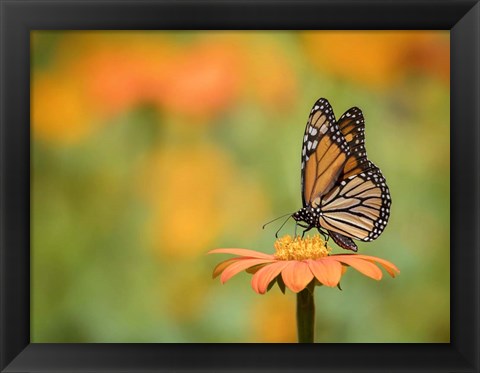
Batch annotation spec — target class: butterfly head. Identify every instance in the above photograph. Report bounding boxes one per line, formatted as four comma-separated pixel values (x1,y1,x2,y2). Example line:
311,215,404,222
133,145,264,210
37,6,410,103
292,207,320,227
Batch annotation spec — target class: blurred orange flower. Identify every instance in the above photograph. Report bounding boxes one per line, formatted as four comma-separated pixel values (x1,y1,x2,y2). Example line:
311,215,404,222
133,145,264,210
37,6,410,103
156,40,244,119
75,35,244,120
405,33,450,84
70,36,177,116
302,31,449,89
210,235,399,294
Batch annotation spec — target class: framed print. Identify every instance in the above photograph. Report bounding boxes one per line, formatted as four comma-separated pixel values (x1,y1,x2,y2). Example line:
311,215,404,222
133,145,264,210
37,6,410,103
1,0,479,372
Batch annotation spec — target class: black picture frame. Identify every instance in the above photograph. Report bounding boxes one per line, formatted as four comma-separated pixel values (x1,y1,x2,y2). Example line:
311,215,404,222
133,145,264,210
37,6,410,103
1,0,479,372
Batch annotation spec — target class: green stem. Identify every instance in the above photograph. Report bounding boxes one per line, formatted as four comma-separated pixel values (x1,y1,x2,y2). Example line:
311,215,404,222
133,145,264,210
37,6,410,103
296,288,315,343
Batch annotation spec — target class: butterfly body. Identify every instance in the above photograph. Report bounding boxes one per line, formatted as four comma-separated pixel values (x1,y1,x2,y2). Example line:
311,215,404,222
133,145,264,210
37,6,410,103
292,206,321,227
292,98,391,252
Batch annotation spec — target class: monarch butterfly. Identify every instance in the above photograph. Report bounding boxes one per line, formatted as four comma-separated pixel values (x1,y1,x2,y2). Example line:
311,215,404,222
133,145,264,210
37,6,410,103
292,98,391,252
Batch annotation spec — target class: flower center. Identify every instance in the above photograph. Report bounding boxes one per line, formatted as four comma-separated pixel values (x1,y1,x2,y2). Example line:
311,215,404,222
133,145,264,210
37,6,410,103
273,235,331,261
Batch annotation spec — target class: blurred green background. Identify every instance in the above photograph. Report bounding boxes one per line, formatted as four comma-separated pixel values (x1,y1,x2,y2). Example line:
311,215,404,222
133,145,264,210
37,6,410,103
31,31,450,343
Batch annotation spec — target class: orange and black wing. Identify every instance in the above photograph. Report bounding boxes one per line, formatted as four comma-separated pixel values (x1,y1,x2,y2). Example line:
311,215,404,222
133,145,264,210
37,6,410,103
337,107,375,179
301,98,350,208
319,165,391,242
321,106,392,250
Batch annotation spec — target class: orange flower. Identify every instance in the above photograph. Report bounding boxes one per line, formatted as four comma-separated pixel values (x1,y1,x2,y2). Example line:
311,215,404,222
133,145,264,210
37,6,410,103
210,235,399,294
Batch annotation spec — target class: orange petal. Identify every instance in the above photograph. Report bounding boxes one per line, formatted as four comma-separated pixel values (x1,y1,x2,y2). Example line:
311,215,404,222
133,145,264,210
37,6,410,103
212,258,239,279
352,254,400,277
332,256,383,280
252,261,290,294
220,258,273,284
308,258,342,287
281,261,314,293
208,248,275,260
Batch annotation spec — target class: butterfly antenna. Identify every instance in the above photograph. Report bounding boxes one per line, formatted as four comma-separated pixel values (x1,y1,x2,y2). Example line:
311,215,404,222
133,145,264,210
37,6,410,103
262,212,294,230
275,215,292,238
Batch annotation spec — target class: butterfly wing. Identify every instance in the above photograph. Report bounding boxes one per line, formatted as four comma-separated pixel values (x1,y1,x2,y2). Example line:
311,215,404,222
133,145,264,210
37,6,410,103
337,107,374,178
320,165,391,243
318,106,391,251
301,98,350,208
298,99,391,251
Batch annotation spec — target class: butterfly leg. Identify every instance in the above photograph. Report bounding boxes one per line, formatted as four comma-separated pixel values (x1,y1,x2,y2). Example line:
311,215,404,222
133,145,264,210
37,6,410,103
294,223,310,238
301,225,313,239
318,228,330,243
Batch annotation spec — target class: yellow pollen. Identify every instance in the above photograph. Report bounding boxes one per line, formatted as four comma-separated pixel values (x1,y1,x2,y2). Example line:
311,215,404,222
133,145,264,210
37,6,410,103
273,235,331,261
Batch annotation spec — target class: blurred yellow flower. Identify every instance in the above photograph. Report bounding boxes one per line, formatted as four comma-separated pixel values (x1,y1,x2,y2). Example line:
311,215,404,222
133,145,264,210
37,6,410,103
246,43,298,111
140,144,268,260
32,70,98,145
